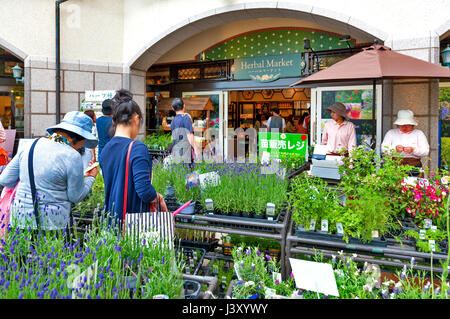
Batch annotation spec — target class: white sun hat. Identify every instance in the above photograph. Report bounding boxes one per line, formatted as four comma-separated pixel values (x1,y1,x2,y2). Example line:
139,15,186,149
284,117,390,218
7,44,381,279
393,110,418,126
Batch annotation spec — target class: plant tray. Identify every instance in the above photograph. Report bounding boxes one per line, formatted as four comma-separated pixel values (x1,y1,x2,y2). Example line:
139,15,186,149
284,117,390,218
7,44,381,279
177,239,220,252
293,228,387,248
148,148,170,159
176,246,207,276
286,162,311,180
205,210,285,233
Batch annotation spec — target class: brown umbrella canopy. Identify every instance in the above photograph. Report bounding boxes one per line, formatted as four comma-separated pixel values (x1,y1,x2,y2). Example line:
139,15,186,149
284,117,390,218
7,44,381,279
291,45,450,86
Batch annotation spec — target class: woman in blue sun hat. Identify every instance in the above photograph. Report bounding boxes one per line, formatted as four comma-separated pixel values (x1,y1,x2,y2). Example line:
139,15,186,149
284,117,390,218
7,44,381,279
0,111,99,233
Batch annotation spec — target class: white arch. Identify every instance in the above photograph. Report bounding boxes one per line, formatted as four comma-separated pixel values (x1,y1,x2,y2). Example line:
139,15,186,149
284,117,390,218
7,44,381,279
127,1,388,71
435,18,450,39
0,36,27,61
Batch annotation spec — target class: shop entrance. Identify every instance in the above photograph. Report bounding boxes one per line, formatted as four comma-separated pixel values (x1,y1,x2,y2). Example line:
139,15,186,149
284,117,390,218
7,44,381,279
225,88,311,160
182,91,225,161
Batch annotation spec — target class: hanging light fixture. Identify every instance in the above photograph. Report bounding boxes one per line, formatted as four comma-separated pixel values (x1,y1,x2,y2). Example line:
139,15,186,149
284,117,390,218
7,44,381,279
12,64,24,84
441,44,450,67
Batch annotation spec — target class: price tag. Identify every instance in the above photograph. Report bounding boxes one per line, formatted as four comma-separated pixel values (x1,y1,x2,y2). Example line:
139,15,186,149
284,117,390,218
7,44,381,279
309,219,316,231
264,287,276,299
428,240,436,252
431,225,437,233
199,171,220,188
336,223,344,235
321,220,328,232
266,203,275,218
371,230,379,239
424,219,432,229
419,229,426,240
205,198,214,212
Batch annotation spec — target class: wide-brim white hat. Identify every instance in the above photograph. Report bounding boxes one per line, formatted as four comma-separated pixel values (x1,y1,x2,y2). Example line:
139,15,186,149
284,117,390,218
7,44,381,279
393,110,418,126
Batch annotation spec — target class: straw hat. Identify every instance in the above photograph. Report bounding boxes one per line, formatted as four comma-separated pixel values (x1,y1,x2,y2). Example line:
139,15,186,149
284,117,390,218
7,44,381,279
325,102,348,120
393,110,418,126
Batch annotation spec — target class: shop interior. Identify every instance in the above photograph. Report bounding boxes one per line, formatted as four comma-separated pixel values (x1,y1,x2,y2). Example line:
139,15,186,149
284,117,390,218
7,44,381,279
227,88,310,131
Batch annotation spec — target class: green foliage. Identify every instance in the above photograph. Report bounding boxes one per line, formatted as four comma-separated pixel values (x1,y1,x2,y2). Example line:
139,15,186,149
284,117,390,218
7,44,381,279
151,159,171,195
279,153,306,172
142,132,172,150
340,184,395,243
288,173,342,228
73,174,105,216
441,137,450,168
439,87,450,103
163,161,288,216
404,228,448,253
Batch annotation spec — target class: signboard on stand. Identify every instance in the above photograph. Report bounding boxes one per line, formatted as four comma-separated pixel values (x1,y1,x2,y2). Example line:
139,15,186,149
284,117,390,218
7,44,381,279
81,90,116,119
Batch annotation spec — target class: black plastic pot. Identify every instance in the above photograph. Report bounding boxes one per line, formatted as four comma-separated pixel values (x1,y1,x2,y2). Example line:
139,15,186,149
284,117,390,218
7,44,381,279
241,212,253,218
229,211,242,217
184,280,202,299
253,213,266,219
293,228,387,248
178,239,219,252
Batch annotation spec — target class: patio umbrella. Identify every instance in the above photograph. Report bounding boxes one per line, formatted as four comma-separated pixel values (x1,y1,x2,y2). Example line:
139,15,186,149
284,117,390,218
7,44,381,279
290,45,450,147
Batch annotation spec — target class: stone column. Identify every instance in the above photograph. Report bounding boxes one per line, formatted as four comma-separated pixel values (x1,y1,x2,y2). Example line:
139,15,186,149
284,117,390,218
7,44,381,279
123,66,147,140
26,56,125,137
382,79,440,172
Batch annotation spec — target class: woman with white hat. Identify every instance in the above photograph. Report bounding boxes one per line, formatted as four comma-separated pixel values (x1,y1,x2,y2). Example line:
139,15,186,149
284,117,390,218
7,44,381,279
0,111,99,234
381,110,429,167
321,102,356,156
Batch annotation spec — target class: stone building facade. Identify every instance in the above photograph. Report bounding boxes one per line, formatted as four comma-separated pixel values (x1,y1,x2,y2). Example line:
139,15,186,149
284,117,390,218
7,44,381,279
0,0,448,168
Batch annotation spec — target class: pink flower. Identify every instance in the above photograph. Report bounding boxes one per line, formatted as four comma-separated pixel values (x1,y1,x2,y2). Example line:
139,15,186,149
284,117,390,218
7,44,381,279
407,208,412,214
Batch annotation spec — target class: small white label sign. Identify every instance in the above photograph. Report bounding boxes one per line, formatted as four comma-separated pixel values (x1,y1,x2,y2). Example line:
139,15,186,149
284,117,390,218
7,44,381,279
289,258,339,297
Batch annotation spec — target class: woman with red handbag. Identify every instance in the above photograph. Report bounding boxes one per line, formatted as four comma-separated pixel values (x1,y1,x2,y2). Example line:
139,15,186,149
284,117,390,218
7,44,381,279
99,89,167,230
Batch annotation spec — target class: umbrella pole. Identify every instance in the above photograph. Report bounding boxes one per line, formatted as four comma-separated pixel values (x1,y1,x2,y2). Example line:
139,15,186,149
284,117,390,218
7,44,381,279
371,79,376,149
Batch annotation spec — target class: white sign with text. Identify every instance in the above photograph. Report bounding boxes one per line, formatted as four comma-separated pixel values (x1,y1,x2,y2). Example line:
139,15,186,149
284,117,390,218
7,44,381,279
289,258,339,297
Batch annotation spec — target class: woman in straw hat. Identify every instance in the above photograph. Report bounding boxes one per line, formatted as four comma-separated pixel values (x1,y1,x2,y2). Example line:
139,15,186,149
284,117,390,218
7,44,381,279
321,102,356,156
0,111,99,233
381,110,429,167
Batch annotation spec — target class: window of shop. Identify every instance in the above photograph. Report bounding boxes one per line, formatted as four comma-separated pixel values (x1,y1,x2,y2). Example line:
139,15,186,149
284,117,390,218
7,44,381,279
0,49,25,143
312,85,382,154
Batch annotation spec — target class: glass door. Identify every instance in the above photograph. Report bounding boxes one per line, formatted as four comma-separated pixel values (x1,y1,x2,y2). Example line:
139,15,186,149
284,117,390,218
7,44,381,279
182,91,225,162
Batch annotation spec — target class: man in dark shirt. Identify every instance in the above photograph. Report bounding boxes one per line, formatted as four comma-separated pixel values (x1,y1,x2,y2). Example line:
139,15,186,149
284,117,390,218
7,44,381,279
96,99,113,156
267,107,286,133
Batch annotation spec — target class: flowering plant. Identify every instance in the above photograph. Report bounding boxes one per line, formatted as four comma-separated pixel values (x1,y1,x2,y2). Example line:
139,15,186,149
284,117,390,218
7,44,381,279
0,215,186,299
400,177,448,226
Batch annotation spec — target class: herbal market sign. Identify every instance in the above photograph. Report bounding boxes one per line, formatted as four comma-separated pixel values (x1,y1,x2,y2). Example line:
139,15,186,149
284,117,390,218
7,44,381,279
232,54,305,82
258,132,308,158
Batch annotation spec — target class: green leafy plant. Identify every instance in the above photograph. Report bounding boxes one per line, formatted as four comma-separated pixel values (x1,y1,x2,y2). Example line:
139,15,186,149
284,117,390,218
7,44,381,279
142,132,172,150
339,184,395,243
73,174,105,217
288,173,342,229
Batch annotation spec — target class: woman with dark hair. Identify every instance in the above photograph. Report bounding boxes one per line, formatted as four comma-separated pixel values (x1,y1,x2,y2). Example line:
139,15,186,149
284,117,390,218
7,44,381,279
99,89,167,227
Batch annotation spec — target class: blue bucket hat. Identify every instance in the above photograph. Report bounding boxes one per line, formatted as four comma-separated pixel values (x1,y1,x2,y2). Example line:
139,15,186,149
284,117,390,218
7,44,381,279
46,111,98,149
